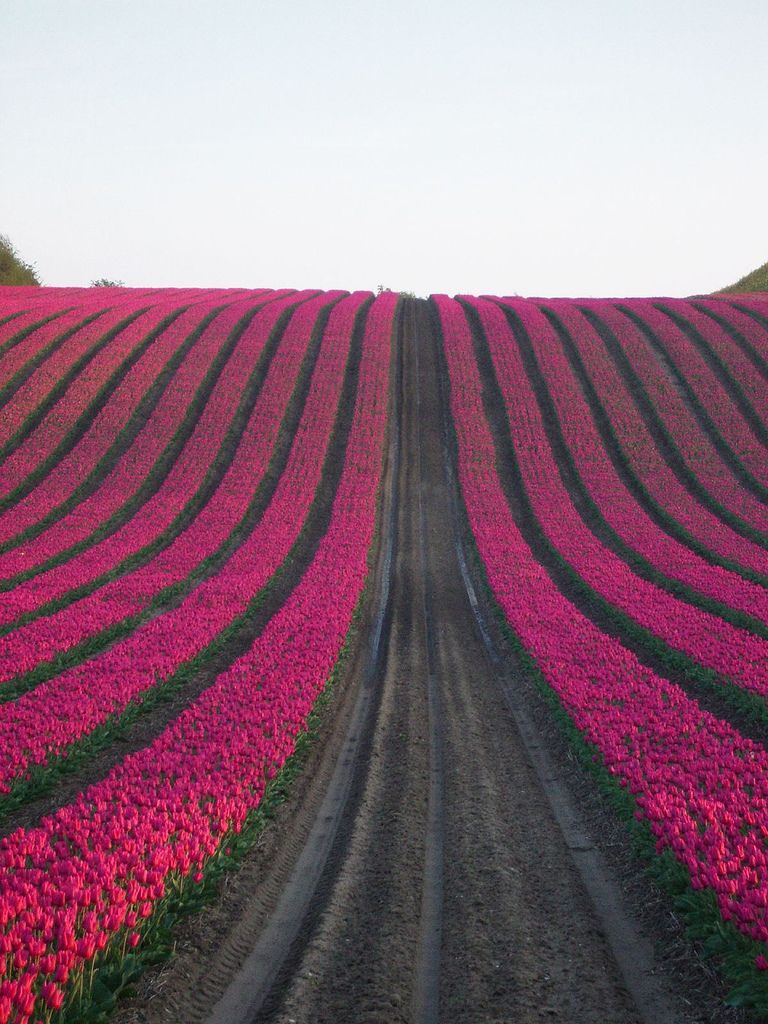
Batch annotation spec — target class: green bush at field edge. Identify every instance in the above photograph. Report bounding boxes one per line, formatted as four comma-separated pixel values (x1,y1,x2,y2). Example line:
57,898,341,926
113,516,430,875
719,259,768,293
0,233,40,286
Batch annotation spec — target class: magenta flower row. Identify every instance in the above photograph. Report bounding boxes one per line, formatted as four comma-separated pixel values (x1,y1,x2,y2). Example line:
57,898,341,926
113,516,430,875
0,295,224,542
581,301,768,535
0,288,229,476
0,291,306,629
460,297,768,699
623,299,768,488
539,300,768,576
0,290,363,796
492,298,768,621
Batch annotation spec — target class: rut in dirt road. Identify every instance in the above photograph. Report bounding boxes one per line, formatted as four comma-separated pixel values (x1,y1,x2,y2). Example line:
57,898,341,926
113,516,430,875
203,299,651,1024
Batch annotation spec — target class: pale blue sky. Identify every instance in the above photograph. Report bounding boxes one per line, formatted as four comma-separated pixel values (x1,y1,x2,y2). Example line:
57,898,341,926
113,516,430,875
2,0,766,296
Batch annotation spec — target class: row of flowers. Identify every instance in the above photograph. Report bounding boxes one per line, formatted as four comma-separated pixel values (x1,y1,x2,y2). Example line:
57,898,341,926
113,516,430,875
462,297,768,701
0,289,139,371
0,291,363,798
0,292,333,686
581,301,768,537
0,291,341,685
0,289,395,1024
0,290,303,624
544,299,768,577
0,296,216,541
0,301,106,399
0,290,203,465
634,299,768,491
485,297,768,626
658,299,768,441
0,288,204,336
0,290,243,381
694,299,768,379
435,292,768,994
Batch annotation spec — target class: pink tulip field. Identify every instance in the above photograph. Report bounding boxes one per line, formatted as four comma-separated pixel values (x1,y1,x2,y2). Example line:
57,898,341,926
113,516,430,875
435,291,768,1012
0,287,396,1022
3,282,768,1019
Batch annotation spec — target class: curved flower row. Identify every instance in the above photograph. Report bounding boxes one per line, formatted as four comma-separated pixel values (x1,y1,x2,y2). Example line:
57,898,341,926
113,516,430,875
0,290,362,797
0,299,222,543
436,293,768,979
0,289,395,1024
476,297,768,626
0,290,201,362
582,301,768,536
0,291,301,624
544,299,768,581
0,310,64,354
623,299,768,491
540,300,768,577
661,300,768,429
0,289,220,453
709,299,768,353
0,290,182,456
462,297,768,701
0,291,93,342
0,290,338,683
0,294,121,376
0,288,212,323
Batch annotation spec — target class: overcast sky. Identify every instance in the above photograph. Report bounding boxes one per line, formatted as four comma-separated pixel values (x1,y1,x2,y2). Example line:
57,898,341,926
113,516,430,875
2,0,767,297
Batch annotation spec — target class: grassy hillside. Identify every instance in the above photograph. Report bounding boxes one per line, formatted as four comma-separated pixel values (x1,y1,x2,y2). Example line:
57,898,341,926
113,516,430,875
0,234,40,286
719,259,768,293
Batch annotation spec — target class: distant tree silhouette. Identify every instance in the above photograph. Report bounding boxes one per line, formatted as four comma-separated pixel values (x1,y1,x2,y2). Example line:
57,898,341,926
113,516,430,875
0,234,40,286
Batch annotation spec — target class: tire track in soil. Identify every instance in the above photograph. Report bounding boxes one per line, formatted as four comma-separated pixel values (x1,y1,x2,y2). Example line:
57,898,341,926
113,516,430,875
253,297,439,1024
199,298,409,1024
411,299,445,1024
421,298,643,1024
431,300,681,1024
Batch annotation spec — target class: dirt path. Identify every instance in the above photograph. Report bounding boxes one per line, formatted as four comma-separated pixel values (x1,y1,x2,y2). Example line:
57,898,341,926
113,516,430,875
208,299,652,1024
114,298,737,1024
